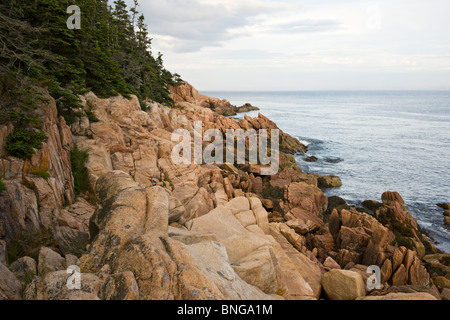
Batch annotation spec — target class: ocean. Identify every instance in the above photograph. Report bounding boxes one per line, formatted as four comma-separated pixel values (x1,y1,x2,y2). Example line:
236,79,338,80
202,91,450,253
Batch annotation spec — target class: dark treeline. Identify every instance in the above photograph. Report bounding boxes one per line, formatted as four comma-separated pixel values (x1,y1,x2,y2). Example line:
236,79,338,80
0,0,182,159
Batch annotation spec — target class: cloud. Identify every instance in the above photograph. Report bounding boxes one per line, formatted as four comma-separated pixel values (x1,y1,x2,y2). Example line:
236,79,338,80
135,0,340,52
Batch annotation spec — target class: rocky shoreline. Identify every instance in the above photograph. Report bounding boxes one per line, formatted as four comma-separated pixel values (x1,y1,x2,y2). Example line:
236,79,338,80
0,82,449,300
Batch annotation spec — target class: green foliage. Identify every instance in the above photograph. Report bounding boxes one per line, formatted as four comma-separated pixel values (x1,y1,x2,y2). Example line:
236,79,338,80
48,84,84,125
0,178,5,193
1,0,182,129
31,169,50,179
71,145,90,195
85,101,100,122
7,229,57,264
85,109,100,123
5,129,48,159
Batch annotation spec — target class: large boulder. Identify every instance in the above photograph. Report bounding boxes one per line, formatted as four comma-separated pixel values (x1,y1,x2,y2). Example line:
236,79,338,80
0,262,22,300
321,269,366,300
283,182,328,218
37,247,65,276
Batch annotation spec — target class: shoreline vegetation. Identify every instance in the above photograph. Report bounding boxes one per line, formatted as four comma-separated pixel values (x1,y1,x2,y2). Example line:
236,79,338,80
0,0,449,301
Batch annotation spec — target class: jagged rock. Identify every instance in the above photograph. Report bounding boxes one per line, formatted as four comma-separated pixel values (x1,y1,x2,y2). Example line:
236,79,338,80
24,271,101,300
423,253,450,277
0,180,40,243
385,285,441,300
283,182,328,218
432,276,450,290
269,226,321,299
361,200,382,213
170,81,201,104
381,259,393,283
0,262,22,300
235,103,260,113
328,209,341,238
437,203,450,210
323,257,341,271
378,191,418,229
52,226,89,257
321,269,366,300
65,255,78,268
286,219,309,235
9,256,37,283
180,240,273,300
99,272,140,300
441,288,450,300
0,240,7,266
326,196,347,215
304,156,318,163
80,172,169,272
186,206,287,297
38,247,65,276
445,216,450,226
392,264,408,286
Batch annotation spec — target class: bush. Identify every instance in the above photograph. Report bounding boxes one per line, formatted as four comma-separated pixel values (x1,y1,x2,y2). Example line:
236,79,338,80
85,109,99,123
71,145,90,195
0,178,5,193
31,169,50,179
5,129,48,159
7,229,57,264
49,85,84,125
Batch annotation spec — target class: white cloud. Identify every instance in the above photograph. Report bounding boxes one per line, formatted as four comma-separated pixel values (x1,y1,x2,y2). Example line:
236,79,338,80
122,0,450,90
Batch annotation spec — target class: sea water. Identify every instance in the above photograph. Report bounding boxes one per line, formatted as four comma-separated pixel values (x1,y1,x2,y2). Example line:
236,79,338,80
203,90,450,253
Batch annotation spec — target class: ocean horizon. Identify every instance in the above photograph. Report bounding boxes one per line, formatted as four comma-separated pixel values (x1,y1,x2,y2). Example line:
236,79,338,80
203,90,450,253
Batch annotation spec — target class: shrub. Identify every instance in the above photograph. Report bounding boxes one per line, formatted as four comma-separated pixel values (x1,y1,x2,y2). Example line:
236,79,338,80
0,178,5,193
7,229,57,264
5,129,48,159
31,169,50,179
49,85,84,125
85,109,99,123
71,145,90,195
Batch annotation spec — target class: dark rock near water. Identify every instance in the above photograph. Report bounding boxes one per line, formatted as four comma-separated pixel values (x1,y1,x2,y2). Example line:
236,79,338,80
437,203,450,210
304,156,318,163
318,175,342,189
361,200,383,213
324,157,343,164
326,196,348,215
235,103,260,113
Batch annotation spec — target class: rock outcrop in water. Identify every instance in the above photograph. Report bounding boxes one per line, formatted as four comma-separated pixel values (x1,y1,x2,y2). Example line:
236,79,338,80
0,82,448,300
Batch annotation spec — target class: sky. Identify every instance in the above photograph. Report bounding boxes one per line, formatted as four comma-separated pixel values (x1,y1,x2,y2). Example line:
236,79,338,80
122,0,450,91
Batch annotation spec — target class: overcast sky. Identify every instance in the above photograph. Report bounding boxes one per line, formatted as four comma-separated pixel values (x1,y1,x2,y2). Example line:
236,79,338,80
123,0,450,91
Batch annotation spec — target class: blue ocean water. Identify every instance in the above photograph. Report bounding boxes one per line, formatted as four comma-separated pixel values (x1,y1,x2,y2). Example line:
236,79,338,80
203,91,450,253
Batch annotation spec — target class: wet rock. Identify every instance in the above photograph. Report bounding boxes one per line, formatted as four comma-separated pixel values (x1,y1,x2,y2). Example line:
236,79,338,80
304,156,318,163
437,203,450,210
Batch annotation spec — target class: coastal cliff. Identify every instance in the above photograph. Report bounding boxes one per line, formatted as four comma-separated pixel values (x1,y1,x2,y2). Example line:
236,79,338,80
0,82,449,301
